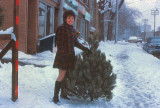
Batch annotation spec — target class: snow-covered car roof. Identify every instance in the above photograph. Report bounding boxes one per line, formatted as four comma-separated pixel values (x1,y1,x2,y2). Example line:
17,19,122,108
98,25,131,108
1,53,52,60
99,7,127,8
129,36,138,40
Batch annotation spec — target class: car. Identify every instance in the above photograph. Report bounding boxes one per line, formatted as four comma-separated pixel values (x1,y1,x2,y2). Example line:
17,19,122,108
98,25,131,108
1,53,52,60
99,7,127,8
128,36,142,43
143,36,160,54
137,37,143,43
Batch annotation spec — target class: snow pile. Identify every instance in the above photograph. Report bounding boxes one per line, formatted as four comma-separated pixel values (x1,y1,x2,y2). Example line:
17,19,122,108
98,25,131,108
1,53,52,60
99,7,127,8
0,27,13,34
0,27,16,41
1,41,160,108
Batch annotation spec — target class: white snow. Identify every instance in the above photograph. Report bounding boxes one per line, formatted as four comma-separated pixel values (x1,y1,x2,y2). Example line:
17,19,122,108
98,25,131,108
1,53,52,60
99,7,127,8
0,27,16,41
128,36,138,40
0,27,13,34
1,41,160,108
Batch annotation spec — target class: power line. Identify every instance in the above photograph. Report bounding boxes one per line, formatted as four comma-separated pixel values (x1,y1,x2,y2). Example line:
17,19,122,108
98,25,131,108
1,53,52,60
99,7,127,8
151,9,159,36
141,10,155,13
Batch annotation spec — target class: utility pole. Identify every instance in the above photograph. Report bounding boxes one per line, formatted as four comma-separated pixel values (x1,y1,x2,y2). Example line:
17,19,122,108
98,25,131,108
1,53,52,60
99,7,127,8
115,0,119,43
99,0,105,41
151,9,159,36
142,19,148,41
12,0,19,102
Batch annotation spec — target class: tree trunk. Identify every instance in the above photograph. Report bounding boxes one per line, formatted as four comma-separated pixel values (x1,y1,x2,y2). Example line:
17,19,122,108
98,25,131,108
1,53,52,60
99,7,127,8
107,0,124,40
99,13,104,41
101,13,104,41
107,12,115,40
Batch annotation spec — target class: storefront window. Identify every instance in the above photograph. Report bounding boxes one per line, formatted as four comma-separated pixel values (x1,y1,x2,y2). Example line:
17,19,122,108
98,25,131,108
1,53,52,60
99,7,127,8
39,2,46,38
76,17,87,40
46,6,51,36
50,7,54,34
38,2,55,38
73,16,77,29
85,22,88,40
90,0,94,27
82,19,85,39
76,18,81,33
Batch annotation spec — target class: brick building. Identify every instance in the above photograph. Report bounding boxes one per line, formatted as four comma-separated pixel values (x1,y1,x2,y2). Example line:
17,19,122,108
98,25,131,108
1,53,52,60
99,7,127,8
0,0,100,54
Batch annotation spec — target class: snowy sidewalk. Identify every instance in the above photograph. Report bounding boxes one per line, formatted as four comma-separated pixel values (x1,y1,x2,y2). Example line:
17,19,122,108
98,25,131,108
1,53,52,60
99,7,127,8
1,41,160,108
99,41,160,108
0,50,55,67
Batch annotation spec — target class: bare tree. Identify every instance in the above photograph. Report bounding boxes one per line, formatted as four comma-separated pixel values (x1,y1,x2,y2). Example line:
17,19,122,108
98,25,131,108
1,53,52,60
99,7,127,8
106,0,124,40
98,0,112,41
118,3,142,40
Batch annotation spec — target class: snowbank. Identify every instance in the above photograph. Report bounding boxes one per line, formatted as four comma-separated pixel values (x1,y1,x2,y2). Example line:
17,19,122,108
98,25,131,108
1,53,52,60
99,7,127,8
1,41,160,108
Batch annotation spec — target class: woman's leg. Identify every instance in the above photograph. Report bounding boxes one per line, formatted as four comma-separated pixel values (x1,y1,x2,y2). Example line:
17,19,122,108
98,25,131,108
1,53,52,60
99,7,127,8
56,69,67,81
53,69,66,104
58,69,70,100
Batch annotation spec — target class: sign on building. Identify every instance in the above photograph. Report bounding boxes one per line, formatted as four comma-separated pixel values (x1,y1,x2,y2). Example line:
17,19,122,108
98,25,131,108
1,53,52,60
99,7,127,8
78,2,85,15
85,11,90,22
64,0,78,16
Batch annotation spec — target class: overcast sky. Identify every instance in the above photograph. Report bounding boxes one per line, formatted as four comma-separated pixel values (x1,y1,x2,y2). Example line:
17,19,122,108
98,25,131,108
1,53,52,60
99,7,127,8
97,0,160,30
125,0,160,30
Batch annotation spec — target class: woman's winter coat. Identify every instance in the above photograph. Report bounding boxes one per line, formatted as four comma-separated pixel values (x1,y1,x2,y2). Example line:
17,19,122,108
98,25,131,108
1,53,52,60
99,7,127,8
53,23,89,70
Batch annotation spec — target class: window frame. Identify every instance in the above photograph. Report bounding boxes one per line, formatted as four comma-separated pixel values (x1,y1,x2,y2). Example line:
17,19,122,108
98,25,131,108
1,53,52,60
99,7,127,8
38,0,55,38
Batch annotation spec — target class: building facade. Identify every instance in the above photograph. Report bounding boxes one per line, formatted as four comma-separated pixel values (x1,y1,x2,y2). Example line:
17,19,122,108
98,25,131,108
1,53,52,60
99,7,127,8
140,24,151,32
0,0,100,54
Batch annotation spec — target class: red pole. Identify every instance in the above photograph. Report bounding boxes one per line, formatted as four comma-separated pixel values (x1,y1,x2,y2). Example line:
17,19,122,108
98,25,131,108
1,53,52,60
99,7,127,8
12,0,19,102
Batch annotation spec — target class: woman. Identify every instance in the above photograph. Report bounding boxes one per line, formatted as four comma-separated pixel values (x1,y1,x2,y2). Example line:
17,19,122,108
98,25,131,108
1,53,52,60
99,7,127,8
53,10,90,104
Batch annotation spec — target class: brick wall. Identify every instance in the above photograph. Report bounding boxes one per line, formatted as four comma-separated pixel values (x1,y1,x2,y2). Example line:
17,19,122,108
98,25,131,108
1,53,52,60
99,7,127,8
27,0,39,54
0,0,60,54
0,0,14,30
19,0,28,53
43,0,59,8
0,0,28,53
0,0,14,49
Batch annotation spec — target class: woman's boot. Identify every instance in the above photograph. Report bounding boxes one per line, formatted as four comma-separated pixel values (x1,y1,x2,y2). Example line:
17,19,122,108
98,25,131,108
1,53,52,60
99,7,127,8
60,87,70,100
60,78,70,100
53,81,61,104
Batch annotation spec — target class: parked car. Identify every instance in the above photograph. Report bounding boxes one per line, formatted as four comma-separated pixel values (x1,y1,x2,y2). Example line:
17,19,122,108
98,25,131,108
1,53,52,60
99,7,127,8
137,37,143,43
128,36,142,43
143,36,160,54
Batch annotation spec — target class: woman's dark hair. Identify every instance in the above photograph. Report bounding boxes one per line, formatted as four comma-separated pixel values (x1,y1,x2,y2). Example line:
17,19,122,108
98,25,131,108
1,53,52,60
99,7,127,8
63,10,75,23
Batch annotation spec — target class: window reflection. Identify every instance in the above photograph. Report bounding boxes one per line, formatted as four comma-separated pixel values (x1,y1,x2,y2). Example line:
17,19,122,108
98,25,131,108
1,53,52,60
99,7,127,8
39,2,46,38
38,2,55,39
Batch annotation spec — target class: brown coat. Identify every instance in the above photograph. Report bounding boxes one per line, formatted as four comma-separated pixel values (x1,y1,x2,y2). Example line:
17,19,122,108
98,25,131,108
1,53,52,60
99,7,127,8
53,23,89,70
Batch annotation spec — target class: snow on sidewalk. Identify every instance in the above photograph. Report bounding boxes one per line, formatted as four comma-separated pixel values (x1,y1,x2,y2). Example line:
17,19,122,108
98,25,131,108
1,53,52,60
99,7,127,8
0,41,160,108
99,41,160,108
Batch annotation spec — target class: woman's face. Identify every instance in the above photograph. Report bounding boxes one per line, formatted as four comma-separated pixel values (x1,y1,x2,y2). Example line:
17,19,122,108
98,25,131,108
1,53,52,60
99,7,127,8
66,16,74,25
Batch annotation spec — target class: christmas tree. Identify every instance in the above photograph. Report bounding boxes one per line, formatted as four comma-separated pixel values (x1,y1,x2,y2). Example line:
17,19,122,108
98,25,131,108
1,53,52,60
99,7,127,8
62,35,116,101
0,7,4,27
